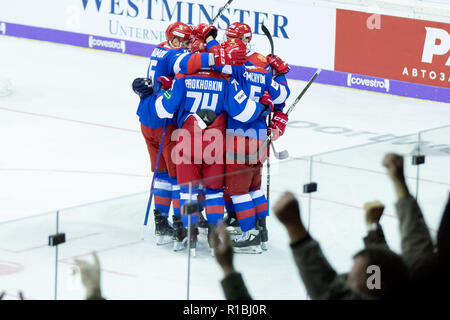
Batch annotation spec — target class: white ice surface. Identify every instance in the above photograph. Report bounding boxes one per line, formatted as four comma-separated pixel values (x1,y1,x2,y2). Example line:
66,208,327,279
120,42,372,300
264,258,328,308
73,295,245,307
0,36,449,300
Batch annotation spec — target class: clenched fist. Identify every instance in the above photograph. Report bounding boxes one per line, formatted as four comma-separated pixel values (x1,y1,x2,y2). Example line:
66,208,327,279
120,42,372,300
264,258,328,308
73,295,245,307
363,201,385,226
382,153,405,182
382,153,410,199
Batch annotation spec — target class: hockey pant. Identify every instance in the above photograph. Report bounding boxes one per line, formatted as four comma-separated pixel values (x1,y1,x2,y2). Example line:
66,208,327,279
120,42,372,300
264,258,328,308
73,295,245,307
176,114,226,227
141,124,180,217
225,135,268,231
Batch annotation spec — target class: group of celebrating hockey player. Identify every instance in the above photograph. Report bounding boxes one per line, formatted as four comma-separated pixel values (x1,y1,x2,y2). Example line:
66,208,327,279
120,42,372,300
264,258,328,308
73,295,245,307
132,21,291,256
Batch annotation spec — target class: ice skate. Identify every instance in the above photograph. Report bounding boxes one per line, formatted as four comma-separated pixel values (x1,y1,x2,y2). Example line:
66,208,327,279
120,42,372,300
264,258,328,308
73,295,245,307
187,226,199,257
224,212,242,236
256,217,268,251
207,223,217,257
231,228,262,254
172,215,188,251
197,211,208,235
154,210,174,245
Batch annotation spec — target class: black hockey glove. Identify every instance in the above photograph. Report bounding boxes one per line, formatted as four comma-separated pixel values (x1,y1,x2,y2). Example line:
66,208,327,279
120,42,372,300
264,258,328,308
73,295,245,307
132,77,153,99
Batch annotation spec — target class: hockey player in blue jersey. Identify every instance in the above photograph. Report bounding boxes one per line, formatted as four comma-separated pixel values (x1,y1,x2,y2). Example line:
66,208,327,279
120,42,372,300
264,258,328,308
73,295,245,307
152,37,272,256
132,22,246,245
205,38,291,253
219,24,292,246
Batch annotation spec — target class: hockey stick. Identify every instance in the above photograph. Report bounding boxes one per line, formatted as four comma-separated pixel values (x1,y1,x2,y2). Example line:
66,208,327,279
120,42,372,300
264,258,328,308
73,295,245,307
242,68,321,162
225,131,287,162
261,24,291,160
261,24,274,62
286,69,322,116
211,0,234,25
141,122,167,238
268,68,322,158
270,142,289,160
261,24,274,209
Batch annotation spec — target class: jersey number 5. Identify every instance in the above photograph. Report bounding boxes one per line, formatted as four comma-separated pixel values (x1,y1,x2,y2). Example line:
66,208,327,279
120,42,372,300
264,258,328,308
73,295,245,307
147,60,158,82
231,79,261,102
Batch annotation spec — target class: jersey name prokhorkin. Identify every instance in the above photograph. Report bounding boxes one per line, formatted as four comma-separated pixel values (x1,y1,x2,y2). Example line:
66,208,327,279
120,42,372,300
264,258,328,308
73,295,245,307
185,79,223,91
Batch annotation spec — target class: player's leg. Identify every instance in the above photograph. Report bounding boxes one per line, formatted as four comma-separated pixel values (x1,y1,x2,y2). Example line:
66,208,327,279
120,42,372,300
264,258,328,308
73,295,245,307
249,174,269,250
250,164,269,250
230,194,262,254
174,178,200,253
223,132,244,235
225,163,262,254
170,181,184,246
201,116,227,254
153,171,172,218
172,118,202,253
196,187,208,234
170,180,181,218
162,125,181,242
153,171,175,244
202,163,225,254
223,194,241,235
141,124,174,244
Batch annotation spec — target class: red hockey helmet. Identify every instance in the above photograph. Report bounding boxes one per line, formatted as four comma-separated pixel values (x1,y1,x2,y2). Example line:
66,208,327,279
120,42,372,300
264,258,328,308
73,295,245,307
165,22,193,43
225,22,252,42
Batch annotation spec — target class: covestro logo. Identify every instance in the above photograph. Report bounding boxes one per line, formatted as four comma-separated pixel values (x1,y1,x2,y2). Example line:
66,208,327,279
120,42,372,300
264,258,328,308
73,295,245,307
347,74,390,93
88,35,126,53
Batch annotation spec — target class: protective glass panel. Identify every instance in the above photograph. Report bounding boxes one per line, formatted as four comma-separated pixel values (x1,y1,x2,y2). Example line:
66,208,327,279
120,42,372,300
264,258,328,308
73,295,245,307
177,155,311,300
416,125,450,235
308,135,421,274
0,212,57,300
55,192,189,300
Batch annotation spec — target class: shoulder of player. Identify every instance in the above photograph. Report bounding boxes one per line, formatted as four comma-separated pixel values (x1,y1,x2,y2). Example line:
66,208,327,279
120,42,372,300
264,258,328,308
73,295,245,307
154,44,187,57
184,69,229,80
150,43,171,58
158,42,170,49
244,65,268,75
247,51,268,64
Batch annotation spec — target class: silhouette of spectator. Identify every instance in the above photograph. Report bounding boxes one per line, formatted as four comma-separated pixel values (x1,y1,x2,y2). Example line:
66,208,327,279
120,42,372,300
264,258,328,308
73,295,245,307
74,252,105,300
273,191,409,299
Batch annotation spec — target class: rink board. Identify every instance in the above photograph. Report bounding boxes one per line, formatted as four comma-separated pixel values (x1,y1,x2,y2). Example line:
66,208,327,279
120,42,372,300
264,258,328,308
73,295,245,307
0,20,449,103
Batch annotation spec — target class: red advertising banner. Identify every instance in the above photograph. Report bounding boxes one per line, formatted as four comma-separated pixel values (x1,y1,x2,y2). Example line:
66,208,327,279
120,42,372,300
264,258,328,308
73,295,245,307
335,9,450,88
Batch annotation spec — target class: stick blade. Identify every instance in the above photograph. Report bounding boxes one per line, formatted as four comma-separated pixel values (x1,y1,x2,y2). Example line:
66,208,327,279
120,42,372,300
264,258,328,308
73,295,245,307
278,150,290,160
271,143,289,160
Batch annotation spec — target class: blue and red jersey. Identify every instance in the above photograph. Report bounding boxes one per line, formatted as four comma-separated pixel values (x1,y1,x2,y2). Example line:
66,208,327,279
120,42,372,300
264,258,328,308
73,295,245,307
205,41,290,140
137,42,211,129
244,50,289,113
245,50,270,71
224,65,290,140
153,69,268,129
